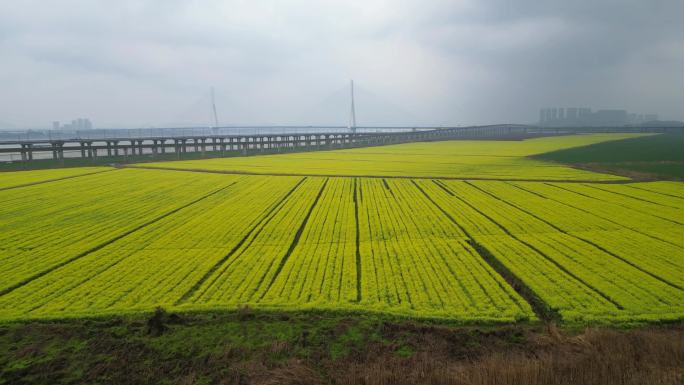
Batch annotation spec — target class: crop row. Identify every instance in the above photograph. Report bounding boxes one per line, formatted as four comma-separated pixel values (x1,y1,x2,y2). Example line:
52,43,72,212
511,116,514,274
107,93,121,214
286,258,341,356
419,180,684,321
0,175,302,317
0,167,111,190
0,169,241,293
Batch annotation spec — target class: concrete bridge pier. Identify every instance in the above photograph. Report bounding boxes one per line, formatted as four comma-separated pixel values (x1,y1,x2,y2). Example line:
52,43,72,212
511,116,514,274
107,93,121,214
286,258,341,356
20,144,33,162
173,139,181,159
56,143,64,165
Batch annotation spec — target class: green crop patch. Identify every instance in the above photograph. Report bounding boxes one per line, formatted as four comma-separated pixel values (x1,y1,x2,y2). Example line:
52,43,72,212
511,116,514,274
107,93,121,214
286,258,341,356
535,133,684,180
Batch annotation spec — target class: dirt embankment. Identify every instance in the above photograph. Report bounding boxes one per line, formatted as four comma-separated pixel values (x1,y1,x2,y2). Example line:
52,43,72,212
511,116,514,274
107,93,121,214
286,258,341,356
2,310,683,385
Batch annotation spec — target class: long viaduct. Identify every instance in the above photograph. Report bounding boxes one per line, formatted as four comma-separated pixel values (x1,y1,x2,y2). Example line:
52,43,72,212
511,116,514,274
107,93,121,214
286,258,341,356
0,124,679,165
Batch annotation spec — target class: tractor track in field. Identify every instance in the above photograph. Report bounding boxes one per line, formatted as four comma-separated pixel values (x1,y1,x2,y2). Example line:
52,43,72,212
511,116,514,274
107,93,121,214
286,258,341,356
121,164,644,184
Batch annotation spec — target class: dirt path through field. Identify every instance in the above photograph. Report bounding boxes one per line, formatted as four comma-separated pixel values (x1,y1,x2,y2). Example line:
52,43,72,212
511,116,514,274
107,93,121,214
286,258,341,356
122,164,645,184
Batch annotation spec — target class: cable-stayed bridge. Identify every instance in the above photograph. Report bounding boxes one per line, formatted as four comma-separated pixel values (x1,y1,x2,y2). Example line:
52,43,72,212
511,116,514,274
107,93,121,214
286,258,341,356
0,82,681,164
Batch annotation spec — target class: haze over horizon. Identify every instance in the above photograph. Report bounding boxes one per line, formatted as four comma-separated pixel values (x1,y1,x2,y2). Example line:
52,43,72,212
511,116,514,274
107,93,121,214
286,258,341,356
1,0,683,129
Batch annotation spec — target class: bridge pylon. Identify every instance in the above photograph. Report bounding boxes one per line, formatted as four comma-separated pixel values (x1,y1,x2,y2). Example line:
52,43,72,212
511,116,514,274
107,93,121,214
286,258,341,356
348,80,357,134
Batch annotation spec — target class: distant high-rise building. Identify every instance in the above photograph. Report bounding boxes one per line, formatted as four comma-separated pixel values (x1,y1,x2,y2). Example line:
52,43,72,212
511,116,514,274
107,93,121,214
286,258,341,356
52,121,60,130
558,108,565,120
58,117,94,130
592,110,628,125
644,114,658,122
566,108,578,120
539,108,552,123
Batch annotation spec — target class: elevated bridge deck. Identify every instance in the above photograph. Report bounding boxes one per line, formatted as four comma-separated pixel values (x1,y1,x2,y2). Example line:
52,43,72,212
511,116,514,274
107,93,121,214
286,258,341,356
0,124,679,164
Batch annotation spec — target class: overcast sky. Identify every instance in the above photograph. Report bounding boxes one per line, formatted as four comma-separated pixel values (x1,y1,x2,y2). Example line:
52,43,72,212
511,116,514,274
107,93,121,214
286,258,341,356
1,0,682,128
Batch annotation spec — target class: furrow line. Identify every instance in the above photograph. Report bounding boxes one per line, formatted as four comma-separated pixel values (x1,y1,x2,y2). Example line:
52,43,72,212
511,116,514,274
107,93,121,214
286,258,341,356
582,184,679,209
545,183,683,226
412,180,556,320
465,182,683,293
175,177,308,304
626,185,684,201
0,168,116,192
434,180,624,314
353,178,362,302
0,182,237,299
507,183,684,250
259,178,329,299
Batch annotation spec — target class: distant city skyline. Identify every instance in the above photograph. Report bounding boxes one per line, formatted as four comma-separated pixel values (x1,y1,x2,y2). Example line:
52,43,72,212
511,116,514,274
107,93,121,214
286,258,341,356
539,107,661,127
53,118,93,131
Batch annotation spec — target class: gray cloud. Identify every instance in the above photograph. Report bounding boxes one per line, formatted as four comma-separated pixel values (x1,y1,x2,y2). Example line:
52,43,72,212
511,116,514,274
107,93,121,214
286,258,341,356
0,0,682,128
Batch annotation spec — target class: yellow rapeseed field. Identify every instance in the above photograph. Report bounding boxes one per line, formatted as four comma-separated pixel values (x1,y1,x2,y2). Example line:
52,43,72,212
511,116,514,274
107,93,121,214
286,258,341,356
138,134,645,180
1,135,682,324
